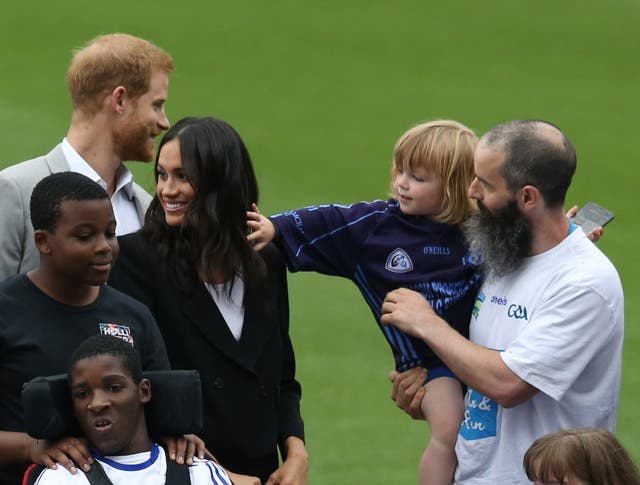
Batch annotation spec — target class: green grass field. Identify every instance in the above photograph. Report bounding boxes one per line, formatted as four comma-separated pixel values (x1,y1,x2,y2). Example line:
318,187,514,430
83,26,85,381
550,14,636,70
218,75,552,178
2,1,639,482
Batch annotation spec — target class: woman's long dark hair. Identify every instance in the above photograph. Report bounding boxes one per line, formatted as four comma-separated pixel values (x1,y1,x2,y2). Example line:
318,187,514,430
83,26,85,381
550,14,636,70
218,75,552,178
142,116,265,291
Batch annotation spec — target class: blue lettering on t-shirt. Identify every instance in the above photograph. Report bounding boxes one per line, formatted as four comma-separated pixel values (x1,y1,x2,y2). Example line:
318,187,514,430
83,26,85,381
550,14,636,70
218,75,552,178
459,388,497,440
507,303,528,320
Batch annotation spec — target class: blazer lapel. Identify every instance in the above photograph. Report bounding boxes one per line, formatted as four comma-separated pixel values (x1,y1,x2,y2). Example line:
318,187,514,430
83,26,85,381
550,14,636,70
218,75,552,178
180,284,255,372
132,184,152,221
45,144,152,224
44,144,71,173
180,283,276,373
237,286,277,368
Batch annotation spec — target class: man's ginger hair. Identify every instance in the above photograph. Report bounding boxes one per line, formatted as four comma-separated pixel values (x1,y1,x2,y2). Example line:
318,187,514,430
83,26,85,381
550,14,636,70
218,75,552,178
67,33,174,115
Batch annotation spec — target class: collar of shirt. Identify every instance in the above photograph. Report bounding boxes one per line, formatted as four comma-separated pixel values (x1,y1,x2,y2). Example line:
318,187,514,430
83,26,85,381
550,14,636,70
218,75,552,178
61,137,134,200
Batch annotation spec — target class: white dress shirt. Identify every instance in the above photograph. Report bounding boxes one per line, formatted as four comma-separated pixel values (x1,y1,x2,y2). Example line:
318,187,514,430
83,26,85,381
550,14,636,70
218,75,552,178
61,138,143,235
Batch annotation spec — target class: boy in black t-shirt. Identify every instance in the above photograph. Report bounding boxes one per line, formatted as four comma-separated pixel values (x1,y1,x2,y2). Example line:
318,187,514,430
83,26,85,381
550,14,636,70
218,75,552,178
0,173,186,483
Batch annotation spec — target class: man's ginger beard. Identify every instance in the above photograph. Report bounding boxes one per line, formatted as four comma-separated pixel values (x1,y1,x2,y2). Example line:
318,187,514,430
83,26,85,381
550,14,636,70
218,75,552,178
114,103,155,163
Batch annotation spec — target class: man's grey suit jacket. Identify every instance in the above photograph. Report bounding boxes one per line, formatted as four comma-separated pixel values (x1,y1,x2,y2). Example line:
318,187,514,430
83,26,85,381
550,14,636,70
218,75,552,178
0,144,152,282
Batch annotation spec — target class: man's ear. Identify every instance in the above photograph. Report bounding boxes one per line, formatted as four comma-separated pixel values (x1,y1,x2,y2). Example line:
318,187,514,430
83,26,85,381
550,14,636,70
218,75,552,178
110,86,128,115
34,229,52,255
518,185,540,211
139,378,152,405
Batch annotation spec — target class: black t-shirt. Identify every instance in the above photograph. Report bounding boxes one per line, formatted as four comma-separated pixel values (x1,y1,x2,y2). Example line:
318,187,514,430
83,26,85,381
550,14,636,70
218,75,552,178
0,274,170,484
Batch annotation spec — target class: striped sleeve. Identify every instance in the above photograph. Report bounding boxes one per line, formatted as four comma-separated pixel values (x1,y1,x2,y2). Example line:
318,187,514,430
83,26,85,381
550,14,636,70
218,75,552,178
189,459,233,485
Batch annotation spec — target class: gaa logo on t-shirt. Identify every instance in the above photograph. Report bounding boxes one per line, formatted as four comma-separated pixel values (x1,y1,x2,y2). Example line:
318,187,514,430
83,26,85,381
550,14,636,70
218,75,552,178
385,248,413,273
98,323,135,346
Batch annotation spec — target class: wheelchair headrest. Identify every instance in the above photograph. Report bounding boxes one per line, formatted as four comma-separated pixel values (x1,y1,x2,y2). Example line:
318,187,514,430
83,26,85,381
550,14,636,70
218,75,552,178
21,370,203,440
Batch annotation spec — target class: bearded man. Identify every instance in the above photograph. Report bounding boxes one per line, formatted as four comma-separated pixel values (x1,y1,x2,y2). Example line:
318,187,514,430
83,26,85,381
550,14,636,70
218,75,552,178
381,120,624,484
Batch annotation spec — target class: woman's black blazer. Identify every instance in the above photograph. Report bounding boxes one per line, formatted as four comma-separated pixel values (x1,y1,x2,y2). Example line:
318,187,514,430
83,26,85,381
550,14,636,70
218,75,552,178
108,232,304,481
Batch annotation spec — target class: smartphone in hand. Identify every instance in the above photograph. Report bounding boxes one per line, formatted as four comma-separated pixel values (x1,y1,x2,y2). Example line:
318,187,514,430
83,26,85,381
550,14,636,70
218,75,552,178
571,202,615,235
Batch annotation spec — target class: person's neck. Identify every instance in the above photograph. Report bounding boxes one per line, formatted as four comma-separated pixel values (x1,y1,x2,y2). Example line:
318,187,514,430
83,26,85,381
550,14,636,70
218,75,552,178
95,428,153,457
127,437,153,455
66,115,122,196
527,208,571,256
27,269,100,306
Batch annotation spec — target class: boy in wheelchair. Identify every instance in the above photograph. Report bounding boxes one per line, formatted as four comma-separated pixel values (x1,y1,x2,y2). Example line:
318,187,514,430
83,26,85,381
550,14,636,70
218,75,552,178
23,334,231,485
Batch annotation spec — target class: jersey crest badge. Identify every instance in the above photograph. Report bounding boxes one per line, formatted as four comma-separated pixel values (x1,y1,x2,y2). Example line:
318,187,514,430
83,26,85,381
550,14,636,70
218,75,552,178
385,248,413,273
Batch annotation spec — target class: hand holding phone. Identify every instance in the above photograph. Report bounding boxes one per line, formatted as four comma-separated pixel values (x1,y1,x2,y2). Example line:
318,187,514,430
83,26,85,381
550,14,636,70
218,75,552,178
570,202,614,235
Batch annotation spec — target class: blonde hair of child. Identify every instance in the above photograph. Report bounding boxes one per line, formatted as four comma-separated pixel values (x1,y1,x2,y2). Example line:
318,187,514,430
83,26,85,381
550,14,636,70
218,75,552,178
390,120,477,225
524,428,640,485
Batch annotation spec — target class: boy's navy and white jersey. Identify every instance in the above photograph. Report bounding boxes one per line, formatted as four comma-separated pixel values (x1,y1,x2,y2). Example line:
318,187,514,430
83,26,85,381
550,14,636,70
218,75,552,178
271,199,482,371
28,442,232,484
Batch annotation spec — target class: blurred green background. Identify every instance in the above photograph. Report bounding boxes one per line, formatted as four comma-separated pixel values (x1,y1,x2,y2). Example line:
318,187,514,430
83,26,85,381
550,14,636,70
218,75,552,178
1,1,638,482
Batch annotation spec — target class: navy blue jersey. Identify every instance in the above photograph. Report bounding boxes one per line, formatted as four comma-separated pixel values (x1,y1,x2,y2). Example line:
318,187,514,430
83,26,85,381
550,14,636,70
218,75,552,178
271,199,483,371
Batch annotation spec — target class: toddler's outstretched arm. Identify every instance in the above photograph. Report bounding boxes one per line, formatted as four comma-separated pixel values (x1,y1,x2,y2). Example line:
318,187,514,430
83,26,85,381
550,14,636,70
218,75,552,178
247,204,277,251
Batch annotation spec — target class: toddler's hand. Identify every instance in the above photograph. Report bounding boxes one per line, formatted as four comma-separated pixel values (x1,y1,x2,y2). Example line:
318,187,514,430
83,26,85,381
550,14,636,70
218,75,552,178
247,203,276,251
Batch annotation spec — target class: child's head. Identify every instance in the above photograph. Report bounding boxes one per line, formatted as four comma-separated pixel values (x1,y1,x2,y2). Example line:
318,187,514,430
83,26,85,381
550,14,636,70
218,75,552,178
524,428,640,485
390,120,477,225
30,172,117,286
70,334,144,384
31,172,110,233
69,334,151,455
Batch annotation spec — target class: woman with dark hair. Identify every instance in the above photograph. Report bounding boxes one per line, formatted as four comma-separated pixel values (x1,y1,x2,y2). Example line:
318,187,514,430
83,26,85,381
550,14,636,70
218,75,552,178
109,117,307,485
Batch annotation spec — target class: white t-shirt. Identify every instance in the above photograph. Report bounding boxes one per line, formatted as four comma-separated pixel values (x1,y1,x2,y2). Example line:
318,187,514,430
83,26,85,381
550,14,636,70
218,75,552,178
31,443,231,485
455,228,624,484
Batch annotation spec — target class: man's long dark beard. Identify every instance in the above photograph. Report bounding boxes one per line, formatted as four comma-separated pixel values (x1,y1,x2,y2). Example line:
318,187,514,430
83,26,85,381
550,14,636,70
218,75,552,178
462,200,533,279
